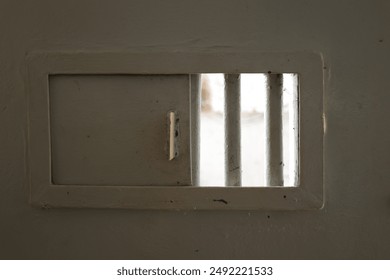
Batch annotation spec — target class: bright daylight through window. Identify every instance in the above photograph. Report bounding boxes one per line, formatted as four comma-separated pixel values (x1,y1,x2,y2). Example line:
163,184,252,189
199,73,299,187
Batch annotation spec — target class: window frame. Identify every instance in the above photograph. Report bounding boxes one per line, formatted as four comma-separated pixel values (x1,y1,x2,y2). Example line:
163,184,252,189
26,51,324,210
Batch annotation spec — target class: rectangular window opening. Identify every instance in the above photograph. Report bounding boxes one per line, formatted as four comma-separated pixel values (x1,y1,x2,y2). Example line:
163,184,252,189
199,73,299,187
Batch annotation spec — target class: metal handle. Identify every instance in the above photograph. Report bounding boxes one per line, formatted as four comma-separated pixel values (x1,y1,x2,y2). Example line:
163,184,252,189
168,111,178,160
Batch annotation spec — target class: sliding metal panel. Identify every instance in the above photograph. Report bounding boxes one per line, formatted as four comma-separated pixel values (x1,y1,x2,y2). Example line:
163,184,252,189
224,74,242,186
49,74,191,186
265,74,284,186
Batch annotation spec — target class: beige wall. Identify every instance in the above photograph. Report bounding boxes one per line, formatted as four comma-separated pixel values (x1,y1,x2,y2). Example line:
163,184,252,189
1,0,389,259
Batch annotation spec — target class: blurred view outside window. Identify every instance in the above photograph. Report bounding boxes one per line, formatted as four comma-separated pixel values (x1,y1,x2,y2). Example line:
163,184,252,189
199,74,297,186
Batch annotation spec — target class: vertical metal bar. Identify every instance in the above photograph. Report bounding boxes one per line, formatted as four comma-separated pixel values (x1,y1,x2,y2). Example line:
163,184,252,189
224,74,242,186
290,74,299,186
190,74,201,186
265,73,284,186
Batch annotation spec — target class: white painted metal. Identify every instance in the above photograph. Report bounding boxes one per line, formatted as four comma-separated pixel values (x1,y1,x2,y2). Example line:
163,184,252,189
265,74,284,186
49,74,191,186
3,0,388,260
27,51,323,210
224,74,242,186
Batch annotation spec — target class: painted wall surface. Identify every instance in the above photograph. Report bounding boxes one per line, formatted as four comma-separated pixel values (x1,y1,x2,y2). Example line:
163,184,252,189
0,0,389,259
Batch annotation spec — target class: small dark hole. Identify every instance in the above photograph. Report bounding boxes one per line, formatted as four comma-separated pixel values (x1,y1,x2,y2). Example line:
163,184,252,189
283,195,287,199
267,215,270,219
175,130,179,137
41,203,50,210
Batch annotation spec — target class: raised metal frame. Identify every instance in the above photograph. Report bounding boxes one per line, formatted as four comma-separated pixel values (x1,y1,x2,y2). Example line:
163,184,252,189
26,51,324,210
